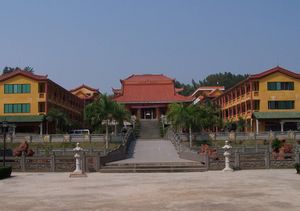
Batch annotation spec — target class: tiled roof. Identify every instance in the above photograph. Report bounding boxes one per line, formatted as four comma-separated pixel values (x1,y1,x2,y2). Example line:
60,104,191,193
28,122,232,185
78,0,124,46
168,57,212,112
0,69,48,82
70,84,99,92
253,112,300,119
123,74,174,82
250,66,300,79
113,74,192,103
0,115,45,122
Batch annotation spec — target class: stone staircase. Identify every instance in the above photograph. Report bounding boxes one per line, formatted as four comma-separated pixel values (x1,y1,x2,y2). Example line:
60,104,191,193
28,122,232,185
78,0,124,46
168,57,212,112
100,162,206,173
139,119,161,139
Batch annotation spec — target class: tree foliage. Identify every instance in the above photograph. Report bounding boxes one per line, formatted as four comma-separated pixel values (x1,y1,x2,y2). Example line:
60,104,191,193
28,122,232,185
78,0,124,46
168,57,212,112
85,94,130,133
2,66,34,75
46,108,71,133
175,72,248,96
167,102,221,132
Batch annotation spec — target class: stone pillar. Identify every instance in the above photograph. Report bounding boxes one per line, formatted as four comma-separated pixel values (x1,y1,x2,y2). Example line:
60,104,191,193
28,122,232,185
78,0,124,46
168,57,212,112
265,150,270,169
51,152,56,172
256,119,259,134
234,151,240,169
156,108,160,120
137,108,141,119
280,121,284,132
39,123,43,136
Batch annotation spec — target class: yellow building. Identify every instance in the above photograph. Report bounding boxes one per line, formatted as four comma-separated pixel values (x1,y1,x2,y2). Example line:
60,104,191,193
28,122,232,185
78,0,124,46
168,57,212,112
0,69,84,134
214,66,300,132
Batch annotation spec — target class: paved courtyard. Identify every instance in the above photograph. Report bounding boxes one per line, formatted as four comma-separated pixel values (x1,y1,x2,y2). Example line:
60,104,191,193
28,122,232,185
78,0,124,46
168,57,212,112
0,170,300,211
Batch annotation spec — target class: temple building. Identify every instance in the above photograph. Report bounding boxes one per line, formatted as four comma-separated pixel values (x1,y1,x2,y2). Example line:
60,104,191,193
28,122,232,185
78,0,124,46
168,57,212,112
113,74,193,119
70,84,101,104
213,66,300,132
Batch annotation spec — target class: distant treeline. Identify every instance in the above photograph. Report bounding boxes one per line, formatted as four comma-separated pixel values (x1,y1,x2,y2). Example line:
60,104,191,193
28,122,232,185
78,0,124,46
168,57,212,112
175,72,249,96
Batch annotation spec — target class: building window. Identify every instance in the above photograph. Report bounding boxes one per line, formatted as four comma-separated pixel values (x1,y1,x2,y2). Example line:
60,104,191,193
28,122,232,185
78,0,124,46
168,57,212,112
38,83,46,93
268,101,294,109
38,102,46,113
252,81,259,91
253,100,260,110
4,84,31,94
267,82,294,90
4,103,30,113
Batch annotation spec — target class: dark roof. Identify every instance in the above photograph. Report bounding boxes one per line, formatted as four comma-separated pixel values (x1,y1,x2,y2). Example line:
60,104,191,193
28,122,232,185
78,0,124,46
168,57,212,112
253,112,300,120
0,115,45,123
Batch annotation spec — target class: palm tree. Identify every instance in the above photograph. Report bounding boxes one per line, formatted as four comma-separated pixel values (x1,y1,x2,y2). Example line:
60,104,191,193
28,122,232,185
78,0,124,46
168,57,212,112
167,103,200,148
85,94,130,149
46,108,69,133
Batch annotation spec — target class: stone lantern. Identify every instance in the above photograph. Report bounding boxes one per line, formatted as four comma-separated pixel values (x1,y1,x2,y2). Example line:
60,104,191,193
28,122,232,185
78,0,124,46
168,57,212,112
222,140,233,172
70,143,87,177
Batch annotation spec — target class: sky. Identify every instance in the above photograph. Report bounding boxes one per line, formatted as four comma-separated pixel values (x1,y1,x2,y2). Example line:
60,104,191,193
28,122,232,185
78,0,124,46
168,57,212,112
0,0,300,93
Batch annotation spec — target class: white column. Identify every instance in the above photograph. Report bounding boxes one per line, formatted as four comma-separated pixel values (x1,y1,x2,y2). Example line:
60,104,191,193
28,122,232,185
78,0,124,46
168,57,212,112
280,121,284,132
39,123,43,136
256,119,259,134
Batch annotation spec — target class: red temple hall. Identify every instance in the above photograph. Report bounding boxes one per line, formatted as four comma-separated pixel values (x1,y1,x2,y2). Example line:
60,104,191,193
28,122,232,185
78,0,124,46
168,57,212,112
113,74,192,119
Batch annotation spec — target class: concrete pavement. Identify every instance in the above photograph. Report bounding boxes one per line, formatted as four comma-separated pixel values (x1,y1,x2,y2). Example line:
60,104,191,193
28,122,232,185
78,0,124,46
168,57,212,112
1,170,300,211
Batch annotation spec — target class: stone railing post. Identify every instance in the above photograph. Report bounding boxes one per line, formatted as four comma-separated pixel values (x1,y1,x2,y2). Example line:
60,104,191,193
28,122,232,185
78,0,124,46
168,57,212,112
205,153,210,170
295,151,300,164
234,150,240,169
21,151,26,172
82,151,86,173
51,152,56,172
96,152,101,171
265,150,270,169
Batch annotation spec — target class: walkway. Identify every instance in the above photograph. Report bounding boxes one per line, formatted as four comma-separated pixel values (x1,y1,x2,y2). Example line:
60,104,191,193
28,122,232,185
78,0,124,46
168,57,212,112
111,139,190,164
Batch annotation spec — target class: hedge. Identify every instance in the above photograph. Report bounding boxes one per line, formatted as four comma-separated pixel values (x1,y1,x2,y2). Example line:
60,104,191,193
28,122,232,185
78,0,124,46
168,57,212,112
0,166,12,179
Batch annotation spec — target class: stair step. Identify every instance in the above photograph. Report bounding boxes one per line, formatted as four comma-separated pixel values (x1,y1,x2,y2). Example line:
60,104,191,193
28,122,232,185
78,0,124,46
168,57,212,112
100,168,207,173
103,165,204,169
106,162,203,167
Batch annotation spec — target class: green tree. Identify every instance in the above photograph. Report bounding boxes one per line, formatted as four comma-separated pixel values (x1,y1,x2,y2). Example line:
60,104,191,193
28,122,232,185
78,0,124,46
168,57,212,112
237,116,246,132
167,103,201,148
2,66,35,75
85,95,130,148
175,72,248,96
24,66,34,73
46,108,70,133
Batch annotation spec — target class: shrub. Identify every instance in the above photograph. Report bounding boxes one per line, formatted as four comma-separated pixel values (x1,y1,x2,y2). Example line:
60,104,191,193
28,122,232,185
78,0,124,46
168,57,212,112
295,163,300,174
272,138,282,152
0,166,12,179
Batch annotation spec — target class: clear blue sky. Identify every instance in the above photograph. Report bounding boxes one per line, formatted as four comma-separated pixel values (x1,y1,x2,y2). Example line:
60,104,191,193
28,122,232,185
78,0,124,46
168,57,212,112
0,0,300,93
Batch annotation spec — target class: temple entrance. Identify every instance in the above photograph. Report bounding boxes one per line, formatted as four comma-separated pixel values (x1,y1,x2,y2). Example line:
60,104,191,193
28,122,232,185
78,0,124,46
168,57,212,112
141,108,156,119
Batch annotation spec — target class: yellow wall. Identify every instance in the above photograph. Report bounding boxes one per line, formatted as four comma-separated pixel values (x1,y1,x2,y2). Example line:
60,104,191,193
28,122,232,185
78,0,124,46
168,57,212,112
0,75,46,116
257,72,300,112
